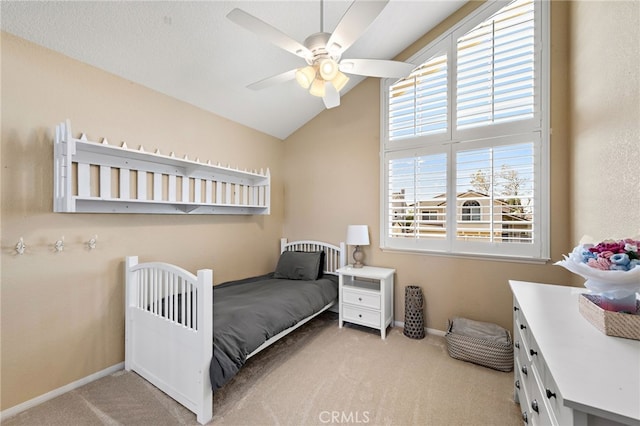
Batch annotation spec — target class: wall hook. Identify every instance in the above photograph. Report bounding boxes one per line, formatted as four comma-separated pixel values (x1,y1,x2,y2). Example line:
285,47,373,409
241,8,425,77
88,234,98,250
16,237,26,255
55,236,65,252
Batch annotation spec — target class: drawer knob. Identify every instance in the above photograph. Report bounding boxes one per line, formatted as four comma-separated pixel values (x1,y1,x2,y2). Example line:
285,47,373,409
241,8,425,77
531,400,539,413
514,341,520,349
521,365,528,376
358,314,362,318
514,306,520,311
515,380,520,390
546,389,557,399
522,411,528,423
520,324,527,330
358,297,363,301
529,349,538,356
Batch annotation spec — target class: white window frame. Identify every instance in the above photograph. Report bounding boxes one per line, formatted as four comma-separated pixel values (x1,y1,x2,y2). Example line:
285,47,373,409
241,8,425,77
462,200,481,222
380,0,550,262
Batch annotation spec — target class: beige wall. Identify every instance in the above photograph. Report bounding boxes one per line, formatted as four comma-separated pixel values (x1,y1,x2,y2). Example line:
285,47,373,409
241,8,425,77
0,32,284,410
283,1,576,334
570,1,640,244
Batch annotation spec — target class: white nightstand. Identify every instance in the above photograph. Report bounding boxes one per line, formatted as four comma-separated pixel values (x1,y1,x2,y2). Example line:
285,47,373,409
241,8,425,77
337,265,395,339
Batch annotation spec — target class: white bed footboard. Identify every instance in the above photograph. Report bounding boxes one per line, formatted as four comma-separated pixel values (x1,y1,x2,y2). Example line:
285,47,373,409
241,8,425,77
125,257,213,424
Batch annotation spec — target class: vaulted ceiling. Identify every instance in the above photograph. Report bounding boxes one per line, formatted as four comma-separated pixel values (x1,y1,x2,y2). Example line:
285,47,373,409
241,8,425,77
1,1,465,139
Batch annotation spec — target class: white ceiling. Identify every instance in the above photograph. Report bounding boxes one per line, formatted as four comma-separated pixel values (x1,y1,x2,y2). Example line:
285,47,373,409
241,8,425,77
1,0,465,140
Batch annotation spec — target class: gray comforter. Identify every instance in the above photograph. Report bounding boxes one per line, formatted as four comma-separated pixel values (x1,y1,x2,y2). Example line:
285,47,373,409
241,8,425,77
211,273,338,391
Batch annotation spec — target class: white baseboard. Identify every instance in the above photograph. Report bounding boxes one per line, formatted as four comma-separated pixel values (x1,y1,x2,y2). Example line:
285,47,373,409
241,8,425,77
0,362,124,421
393,320,446,337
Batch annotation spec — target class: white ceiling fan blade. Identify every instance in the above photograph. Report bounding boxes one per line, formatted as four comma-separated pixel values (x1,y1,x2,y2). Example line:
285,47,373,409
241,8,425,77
322,82,340,109
327,0,389,55
227,9,312,60
339,59,415,78
247,69,297,91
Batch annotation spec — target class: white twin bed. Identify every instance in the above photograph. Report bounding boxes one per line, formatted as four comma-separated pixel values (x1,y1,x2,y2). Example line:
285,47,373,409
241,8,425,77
124,238,346,424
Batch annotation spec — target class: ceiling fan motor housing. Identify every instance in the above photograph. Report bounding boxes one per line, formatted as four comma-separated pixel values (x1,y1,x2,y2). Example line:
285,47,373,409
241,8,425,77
303,32,341,64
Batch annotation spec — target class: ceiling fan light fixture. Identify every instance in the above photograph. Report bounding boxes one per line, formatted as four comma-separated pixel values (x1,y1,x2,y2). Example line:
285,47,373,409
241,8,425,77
295,66,316,89
331,71,350,92
309,78,326,98
319,58,338,81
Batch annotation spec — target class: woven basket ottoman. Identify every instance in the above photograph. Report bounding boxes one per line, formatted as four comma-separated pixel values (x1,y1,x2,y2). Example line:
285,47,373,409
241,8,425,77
445,317,513,372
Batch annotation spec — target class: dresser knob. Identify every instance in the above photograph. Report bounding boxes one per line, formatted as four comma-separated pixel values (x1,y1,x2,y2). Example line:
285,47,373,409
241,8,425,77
521,365,528,375
522,411,528,423
546,389,557,399
515,380,520,390
514,341,520,349
358,297,362,301
531,400,539,413
358,314,362,318
529,349,538,356
520,324,527,330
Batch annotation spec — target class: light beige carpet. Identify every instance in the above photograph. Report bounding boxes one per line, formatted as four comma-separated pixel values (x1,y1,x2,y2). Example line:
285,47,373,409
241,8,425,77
3,312,522,425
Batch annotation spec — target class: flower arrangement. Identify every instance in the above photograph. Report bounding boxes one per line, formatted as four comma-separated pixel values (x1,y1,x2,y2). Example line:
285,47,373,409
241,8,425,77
555,238,640,312
571,239,640,271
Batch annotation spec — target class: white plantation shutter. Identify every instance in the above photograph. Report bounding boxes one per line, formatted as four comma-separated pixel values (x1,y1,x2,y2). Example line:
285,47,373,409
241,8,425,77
455,140,535,245
389,52,448,140
381,0,548,260
387,152,448,239
456,0,535,130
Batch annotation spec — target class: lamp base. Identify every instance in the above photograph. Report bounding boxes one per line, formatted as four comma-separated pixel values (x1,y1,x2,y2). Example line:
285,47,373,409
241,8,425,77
352,246,365,268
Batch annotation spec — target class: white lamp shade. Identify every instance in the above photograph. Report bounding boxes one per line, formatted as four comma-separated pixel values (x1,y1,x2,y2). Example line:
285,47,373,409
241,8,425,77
331,71,349,92
309,78,326,97
346,225,370,246
295,66,315,89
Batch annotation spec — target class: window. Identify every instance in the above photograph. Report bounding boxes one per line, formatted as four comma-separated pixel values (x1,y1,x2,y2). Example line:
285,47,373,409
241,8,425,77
422,210,439,222
381,0,549,260
389,52,448,140
461,201,481,222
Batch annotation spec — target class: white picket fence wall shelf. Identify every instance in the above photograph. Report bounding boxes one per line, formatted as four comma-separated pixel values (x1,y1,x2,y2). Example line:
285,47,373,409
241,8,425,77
53,120,270,215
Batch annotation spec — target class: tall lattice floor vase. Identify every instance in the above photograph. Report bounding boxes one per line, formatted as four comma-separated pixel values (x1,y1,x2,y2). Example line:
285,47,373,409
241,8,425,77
403,285,425,339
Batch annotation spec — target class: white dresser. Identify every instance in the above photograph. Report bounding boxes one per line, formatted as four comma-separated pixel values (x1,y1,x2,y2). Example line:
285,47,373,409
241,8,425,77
337,266,395,339
510,280,640,426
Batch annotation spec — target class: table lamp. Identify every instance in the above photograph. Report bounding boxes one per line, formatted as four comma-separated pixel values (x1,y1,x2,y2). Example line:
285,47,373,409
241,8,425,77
346,225,370,268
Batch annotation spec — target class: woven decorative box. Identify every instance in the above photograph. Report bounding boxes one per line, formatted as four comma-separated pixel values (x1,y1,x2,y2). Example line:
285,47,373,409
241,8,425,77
445,317,513,372
578,294,640,340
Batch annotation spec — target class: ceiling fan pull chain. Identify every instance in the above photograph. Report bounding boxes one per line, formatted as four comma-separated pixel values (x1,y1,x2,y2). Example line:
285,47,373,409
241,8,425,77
320,0,324,33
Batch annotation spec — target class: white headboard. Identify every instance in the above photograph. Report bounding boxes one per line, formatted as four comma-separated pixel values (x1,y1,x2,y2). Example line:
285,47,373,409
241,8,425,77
280,238,347,275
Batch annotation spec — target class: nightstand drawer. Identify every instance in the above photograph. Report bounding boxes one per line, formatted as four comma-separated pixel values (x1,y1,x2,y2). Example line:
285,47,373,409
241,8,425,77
343,305,380,328
343,288,380,309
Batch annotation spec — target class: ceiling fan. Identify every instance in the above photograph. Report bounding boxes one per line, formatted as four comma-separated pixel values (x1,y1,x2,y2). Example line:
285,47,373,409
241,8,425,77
227,0,415,109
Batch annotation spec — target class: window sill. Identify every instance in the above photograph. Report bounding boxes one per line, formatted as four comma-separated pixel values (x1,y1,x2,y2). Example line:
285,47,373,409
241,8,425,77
380,246,551,265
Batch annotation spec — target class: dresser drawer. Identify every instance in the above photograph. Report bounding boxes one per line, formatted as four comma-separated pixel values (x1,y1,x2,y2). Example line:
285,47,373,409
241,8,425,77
526,372,554,426
343,288,380,310
537,358,573,425
514,358,529,416
343,305,380,328
517,351,537,413
518,315,572,425
515,314,532,354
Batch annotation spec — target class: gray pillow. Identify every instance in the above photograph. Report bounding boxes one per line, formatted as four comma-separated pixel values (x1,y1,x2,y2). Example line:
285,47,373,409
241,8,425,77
274,251,323,280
